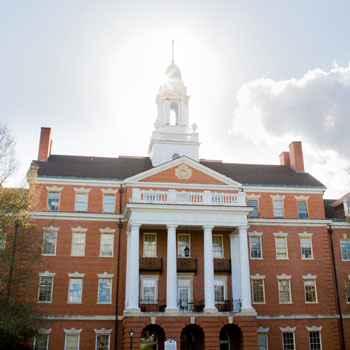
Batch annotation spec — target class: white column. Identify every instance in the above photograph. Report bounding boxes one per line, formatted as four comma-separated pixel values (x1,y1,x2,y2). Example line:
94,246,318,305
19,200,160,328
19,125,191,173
203,225,217,312
127,222,141,310
229,232,241,310
166,224,178,311
239,225,253,311
125,229,131,308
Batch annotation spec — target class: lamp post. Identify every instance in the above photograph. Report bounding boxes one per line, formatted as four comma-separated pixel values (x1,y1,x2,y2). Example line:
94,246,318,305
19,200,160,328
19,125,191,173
129,329,134,350
184,245,190,257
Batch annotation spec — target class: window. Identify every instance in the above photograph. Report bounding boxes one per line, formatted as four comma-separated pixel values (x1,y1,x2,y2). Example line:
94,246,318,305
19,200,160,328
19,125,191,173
103,194,115,213
282,332,295,350
273,199,284,218
0,232,6,253
140,330,158,350
65,334,80,350
68,278,83,303
304,279,317,303
340,240,350,261
309,332,322,350
248,199,259,217
170,102,178,125
47,192,60,211
213,235,223,258
278,279,291,303
141,277,157,303
38,276,53,302
300,236,313,259
42,231,57,256
100,234,114,257
33,334,48,350
178,278,192,311
178,234,190,257
346,280,350,303
71,233,86,256
297,200,308,218
249,236,262,259
98,278,112,303
75,193,88,212
143,233,157,257
214,278,226,303
257,333,268,350
96,334,110,350
252,279,265,304
275,236,288,259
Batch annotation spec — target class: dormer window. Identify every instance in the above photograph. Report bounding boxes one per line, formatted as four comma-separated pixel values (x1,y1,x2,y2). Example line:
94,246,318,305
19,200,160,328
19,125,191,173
170,102,178,125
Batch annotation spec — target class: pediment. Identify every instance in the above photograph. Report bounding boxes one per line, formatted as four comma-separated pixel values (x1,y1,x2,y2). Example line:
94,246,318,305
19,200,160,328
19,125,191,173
125,157,242,188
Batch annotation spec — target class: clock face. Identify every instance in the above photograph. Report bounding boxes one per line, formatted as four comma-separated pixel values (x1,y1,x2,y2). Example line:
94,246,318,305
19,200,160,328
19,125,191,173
172,153,180,160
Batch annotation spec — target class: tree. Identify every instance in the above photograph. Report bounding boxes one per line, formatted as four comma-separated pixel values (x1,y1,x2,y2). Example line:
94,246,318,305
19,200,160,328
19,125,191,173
0,126,43,349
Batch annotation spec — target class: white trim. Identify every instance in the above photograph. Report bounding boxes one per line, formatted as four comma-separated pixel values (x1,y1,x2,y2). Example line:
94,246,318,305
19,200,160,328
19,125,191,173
39,271,56,277
249,235,263,260
99,227,116,234
68,272,85,278
306,326,322,331
248,218,331,226
280,326,296,332
245,186,325,194
37,177,123,187
258,314,340,320
295,195,309,200
74,187,91,193
43,225,60,232
140,275,159,302
273,232,288,237
97,276,113,304
302,274,317,280
277,274,292,279
270,194,285,200
248,231,263,236
100,232,115,258
143,232,157,258
251,278,266,304
246,194,261,199
251,274,265,279
257,327,269,333
44,315,116,320
64,328,82,334
94,328,113,334
298,232,313,237
67,277,84,304
42,231,58,256
101,188,118,194
97,272,114,278
32,211,124,221
214,275,227,303
72,226,88,233
275,235,289,260
39,328,52,334
278,278,292,304
46,186,63,192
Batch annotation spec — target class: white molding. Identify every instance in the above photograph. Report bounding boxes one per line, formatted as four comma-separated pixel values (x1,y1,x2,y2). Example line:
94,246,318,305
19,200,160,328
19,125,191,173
64,328,82,334
251,274,265,279
37,177,123,187
306,326,322,332
248,231,263,236
94,328,113,334
273,231,288,237
244,186,325,194
102,188,118,194
68,272,85,278
257,314,339,320
71,226,88,233
302,274,317,280
270,194,285,200
46,186,63,192
246,194,261,199
39,271,56,277
329,222,350,229
97,272,114,278
74,187,91,193
298,232,313,237
99,227,116,234
39,328,52,334
257,327,269,333
295,195,309,200
32,211,124,221
248,218,331,226
277,274,291,280
44,315,117,320
43,225,60,232
280,326,296,332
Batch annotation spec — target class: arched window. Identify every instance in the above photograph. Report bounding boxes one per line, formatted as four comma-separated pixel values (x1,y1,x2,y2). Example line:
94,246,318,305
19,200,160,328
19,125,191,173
169,102,178,125
140,330,158,350
219,331,230,350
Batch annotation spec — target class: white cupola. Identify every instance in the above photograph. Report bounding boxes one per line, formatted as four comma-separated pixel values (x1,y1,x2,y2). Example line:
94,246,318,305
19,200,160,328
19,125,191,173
148,55,200,166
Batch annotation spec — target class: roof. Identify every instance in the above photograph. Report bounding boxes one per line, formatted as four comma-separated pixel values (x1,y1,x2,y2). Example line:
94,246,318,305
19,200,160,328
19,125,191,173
324,199,346,220
32,154,325,188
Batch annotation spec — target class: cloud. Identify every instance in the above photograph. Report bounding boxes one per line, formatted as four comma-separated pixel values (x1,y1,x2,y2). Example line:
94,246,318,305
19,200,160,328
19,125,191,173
232,63,350,197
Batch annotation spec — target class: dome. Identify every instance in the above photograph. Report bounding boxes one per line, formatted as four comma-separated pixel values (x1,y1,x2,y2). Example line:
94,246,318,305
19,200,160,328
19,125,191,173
165,63,182,82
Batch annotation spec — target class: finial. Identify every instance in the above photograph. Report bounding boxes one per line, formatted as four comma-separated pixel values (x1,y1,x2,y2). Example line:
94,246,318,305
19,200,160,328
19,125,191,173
172,38,174,64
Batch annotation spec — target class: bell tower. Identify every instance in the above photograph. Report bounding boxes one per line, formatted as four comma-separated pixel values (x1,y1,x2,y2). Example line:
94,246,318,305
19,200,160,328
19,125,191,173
149,46,200,166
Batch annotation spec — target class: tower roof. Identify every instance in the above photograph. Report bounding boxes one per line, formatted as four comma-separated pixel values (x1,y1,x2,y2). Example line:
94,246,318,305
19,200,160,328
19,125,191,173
165,62,182,82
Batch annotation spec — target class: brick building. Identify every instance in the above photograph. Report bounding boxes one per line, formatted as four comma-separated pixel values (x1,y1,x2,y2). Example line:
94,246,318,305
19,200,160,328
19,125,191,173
29,60,350,350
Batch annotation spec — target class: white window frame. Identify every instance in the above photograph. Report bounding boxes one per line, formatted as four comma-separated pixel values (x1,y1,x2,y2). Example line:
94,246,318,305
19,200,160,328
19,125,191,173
33,328,52,350
42,226,59,256
46,186,63,211
102,194,115,213
271,195,285,218
140,275,158,303
214,276,227,303
74,188,89,212
64,328,82,350
274,232,289,260
251,274,266,304
94,328,113,350
177,233,191,257
281,329,295,350
177,274,194,303
277,274,292,304
67,272,85,304
257,327,269,350
71,227,87,257
303,274,318,303
97,273,114,304
143,232,157,258
307,326,323,350
247,197,260,218
298,232,313,260
340,240,350,261
212,234,224,258
248,232,263,259
99,228,115,257
38,272,55,303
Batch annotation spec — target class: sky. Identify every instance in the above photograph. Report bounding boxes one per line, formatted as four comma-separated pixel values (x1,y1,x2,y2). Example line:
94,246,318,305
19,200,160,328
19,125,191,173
1,0,349,198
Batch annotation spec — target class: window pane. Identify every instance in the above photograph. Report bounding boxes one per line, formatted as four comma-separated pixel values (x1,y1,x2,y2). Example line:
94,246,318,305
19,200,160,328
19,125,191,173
279,280,291,303
341,240,350,260
144,233,156,257
103,194,115,213
71,233,85,256
304,280,317,302
250,236,261,258
273,200,283,217
38,277,53,302
213,235,223,258
301,237,312,259
178,234,190,257
257,333,267,350
98,278,112,303
75,193,87,212
66,335,79,350
283,333,295,350
276,237,288,259
97,335,110,350
34,334,48,349
68,278,82,303
214,279,225,303
309,332,321,350
42,232,57,255
48,192,60,211
142,278,156,302
252,280,264,303
297,201,308,218
101,234,114,257
248,199,259,217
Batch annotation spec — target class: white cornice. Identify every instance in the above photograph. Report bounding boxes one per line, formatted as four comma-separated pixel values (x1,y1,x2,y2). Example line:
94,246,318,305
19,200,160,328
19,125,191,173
68,272,85,278
71,226,88,233
46,185,63,192
329,222,350,228
248,218,331,226
99,227,116,234
37,177,122,187
74,187,91,193
39,271,56,277
244,186,325,194
31,211,124,222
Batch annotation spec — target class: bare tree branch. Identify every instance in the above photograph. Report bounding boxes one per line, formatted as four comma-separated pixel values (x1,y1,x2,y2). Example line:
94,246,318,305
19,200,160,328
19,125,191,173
0,124,18,186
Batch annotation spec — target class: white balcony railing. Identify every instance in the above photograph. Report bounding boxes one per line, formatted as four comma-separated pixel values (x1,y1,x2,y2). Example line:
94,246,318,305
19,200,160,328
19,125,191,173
131,189,246,206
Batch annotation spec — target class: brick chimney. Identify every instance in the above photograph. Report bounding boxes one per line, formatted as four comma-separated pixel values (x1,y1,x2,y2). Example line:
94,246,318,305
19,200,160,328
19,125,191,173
289,141,304,172
279,151,290,166
38,127,52,161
